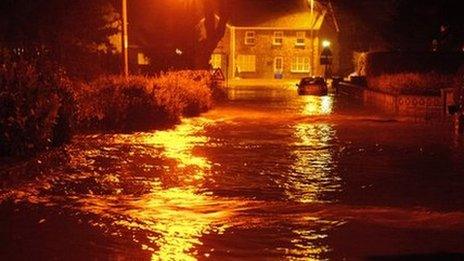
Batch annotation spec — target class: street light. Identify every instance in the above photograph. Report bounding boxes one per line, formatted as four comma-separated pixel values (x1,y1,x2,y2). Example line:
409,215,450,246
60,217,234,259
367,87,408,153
321,39,332,78
122,0,129,77
307,0,315,76
322,40,331,48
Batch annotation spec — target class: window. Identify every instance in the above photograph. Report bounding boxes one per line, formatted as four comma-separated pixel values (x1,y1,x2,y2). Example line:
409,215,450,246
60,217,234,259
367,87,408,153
137,52,150,65
291,57,310,73
210,54,222,69
237,55,256,72
274,57,283,72
273,31,283,45
296,31,306,46
244,31,256,45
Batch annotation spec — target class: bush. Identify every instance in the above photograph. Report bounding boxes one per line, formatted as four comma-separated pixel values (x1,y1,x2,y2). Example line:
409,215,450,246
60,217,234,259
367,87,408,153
367,73,455,96
356,51,464,77
154,71,213,117
0,51,75,157
76,70,213,132
75,76,164,131
0,63,215,157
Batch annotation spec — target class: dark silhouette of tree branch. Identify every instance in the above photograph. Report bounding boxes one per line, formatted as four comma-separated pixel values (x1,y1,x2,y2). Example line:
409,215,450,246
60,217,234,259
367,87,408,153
195,0,231,68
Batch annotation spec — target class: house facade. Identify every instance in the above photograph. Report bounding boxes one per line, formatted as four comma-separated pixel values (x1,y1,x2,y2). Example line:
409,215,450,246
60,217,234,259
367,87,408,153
211,1,339,80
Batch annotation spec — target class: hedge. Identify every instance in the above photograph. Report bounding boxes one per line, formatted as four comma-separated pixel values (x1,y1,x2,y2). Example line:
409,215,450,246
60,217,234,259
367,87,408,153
367,72,455,96
0,52,75,157
1,50,217,157
75,71,214,132
356,51,464,77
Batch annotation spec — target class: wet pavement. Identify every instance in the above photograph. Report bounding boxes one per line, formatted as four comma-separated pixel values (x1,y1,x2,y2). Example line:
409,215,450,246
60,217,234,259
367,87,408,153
1,85,464,260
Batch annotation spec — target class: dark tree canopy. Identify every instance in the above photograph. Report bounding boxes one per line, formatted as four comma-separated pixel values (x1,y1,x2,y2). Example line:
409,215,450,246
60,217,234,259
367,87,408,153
385,0,463,51
0,0,119,78
2,0,462,75
127,0,231,71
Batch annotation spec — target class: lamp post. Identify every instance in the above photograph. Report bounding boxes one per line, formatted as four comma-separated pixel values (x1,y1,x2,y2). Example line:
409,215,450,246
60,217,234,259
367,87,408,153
321,40,332,78
122,0,129,77
308,0,314,76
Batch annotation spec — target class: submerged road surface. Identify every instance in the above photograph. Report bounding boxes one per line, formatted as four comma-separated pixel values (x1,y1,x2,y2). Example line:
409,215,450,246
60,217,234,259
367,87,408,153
1,85,464,260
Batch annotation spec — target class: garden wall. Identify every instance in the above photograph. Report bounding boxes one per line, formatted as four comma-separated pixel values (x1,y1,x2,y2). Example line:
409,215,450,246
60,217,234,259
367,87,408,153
340,82,454,120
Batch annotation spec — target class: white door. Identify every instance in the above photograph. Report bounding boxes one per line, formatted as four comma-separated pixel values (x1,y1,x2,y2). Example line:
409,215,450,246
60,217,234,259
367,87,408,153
274,57,283,72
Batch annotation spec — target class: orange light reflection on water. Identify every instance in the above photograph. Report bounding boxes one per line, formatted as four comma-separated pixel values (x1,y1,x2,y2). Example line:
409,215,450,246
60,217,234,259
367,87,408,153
141,118,212,181
284,95,339,259
110,187,236,261
112,118,237,260
302,95,333,116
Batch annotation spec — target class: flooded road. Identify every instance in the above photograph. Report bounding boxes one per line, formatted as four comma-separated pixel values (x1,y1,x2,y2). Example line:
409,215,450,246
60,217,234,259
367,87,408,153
1,85,464,260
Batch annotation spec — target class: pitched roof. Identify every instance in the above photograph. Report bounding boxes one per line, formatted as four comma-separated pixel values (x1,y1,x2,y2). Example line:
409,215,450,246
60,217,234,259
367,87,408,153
228,0,327,30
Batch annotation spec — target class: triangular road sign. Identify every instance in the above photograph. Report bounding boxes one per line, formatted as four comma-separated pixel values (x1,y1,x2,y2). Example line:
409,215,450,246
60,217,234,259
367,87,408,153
212,68,225,81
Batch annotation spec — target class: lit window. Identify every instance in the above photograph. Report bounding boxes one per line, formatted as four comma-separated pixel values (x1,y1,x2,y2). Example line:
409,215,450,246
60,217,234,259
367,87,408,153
237,55,256,72
245,31,256,45
273,31,283,45
137,52,150,65
210,54,222,69
296,31,306,46
291,57,310,73
274,57,283,72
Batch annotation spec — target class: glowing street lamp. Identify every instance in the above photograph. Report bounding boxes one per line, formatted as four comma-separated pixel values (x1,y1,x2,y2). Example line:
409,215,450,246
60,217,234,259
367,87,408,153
320,40,332,78
322,40,331,48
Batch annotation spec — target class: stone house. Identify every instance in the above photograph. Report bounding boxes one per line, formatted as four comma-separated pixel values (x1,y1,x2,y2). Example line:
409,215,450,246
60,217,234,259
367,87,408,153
211,0,340,80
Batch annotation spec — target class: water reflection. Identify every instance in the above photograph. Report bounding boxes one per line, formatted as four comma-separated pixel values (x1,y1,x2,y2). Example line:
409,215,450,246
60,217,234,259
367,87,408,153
283,95,340,259
110,187,235,261
137,118,212,181
130,118,219,259
289,95,339,203
302,96,333,116
93,118,237,260
290,123,339,203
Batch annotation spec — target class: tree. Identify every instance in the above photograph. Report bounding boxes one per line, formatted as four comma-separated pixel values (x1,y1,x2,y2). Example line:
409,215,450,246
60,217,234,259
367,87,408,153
385,0,463,51
127,0,231,71
194,0,231,68
0,0,119,79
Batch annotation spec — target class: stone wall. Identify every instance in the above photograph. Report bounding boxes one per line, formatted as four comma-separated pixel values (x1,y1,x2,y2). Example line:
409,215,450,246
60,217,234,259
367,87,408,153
364,89,398,114
341,82,453,120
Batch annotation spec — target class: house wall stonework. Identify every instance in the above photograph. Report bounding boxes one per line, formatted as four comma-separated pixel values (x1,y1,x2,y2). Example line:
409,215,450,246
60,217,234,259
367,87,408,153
212,26,339,80
211,5,340,80
234,29,315,79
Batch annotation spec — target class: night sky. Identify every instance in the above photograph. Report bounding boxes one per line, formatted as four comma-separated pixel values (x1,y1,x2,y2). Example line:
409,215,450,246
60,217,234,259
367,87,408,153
126,0,462,51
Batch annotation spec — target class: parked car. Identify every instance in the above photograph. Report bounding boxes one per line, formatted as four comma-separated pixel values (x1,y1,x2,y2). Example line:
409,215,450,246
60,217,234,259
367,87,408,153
296,77,328,96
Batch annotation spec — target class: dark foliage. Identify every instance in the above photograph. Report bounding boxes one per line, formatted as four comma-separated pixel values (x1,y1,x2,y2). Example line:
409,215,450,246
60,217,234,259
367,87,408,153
127,0,231,70
386,0,464,51
0,50,75,157
357,52,464,77
368,72,455,96
0,0,120,79
75,71,214,132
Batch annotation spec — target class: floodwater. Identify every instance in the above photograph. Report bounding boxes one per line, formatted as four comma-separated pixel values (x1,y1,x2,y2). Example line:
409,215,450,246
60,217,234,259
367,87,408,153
1,85,464,260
